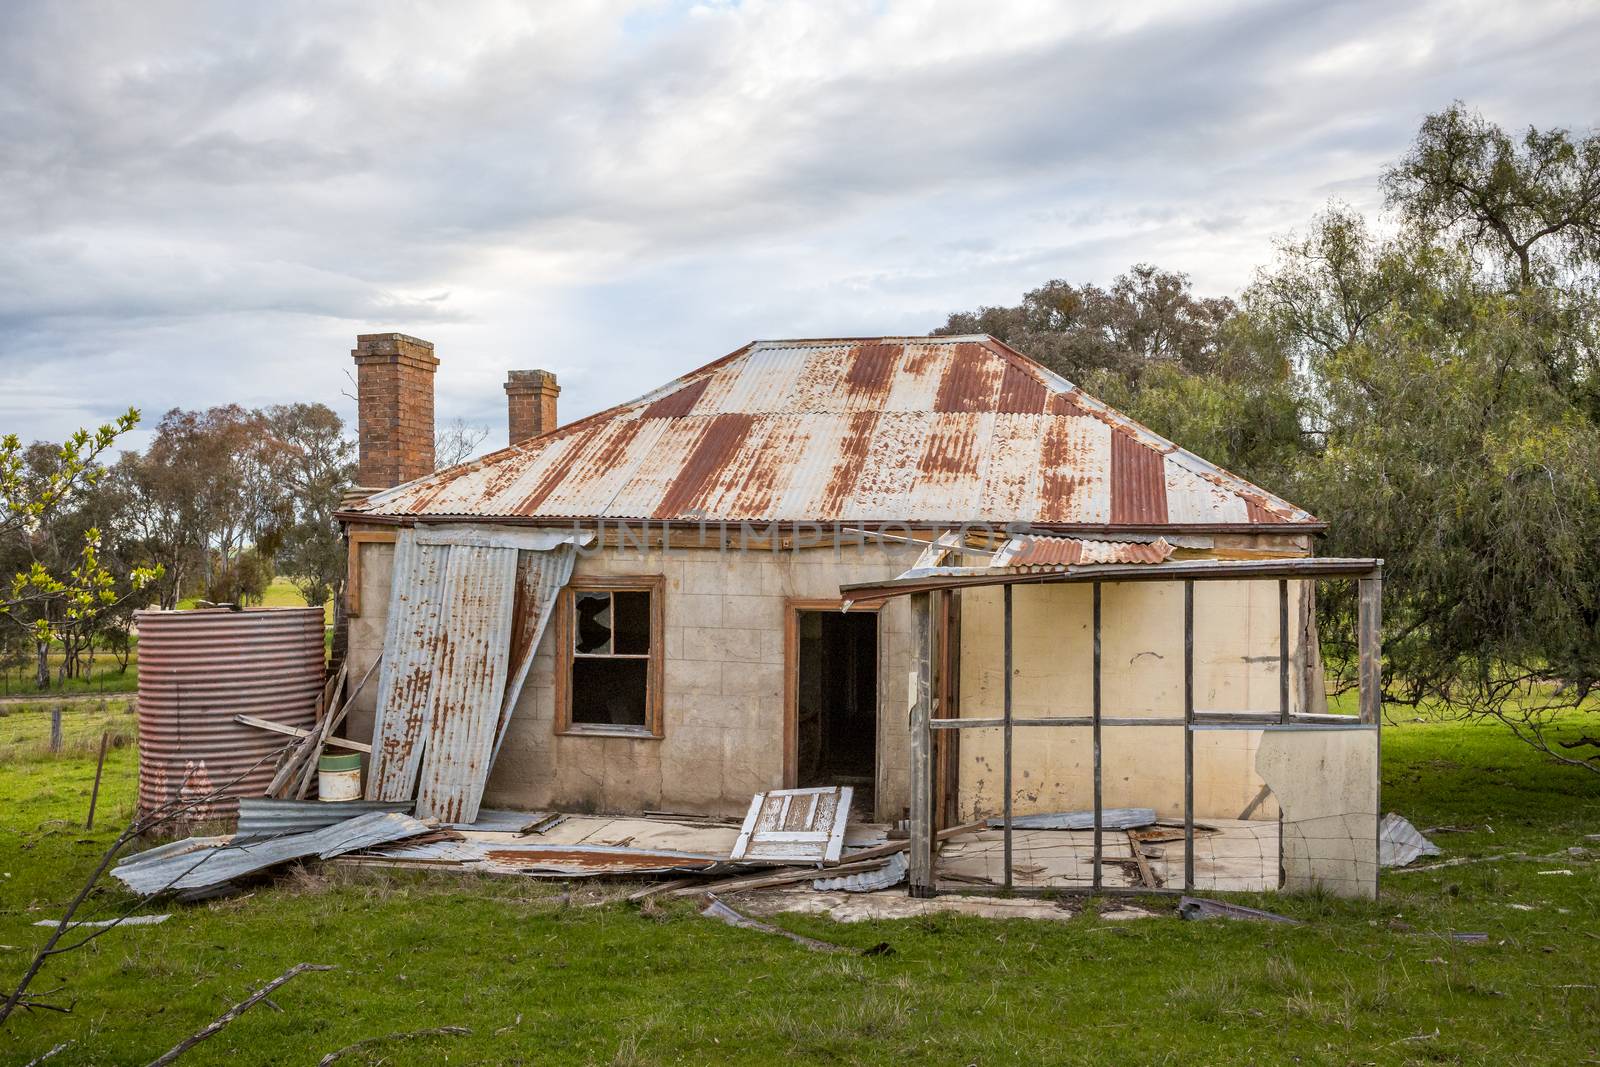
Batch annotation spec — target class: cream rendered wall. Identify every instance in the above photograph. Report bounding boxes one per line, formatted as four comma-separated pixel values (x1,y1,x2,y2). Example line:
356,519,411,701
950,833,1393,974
343,534,920,820
956,576,1322,821
482,541,918,819
344,538,393,746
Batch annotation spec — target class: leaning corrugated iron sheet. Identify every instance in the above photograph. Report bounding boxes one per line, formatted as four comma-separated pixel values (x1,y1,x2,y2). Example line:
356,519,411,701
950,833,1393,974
366,528,579,824
349,336,1318,529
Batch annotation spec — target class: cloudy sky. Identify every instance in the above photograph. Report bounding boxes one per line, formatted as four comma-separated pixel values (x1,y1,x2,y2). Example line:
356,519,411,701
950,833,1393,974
3,0,1598,452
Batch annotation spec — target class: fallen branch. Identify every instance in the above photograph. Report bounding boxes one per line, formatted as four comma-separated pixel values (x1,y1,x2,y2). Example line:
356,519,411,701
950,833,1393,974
699,895,849,953
22,1042,70,1067
1391,851,1579,873
144,963,335,1067
318,1025,472,1065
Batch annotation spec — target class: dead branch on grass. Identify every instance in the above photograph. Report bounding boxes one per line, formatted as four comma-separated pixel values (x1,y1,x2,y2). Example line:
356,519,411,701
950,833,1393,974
144,962,335,1066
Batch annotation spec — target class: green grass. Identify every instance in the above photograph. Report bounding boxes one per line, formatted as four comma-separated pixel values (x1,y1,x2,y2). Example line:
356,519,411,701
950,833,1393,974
2,705,1598,1065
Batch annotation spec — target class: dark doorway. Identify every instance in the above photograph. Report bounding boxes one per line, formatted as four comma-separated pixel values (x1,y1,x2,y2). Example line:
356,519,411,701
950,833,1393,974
794,610,878,809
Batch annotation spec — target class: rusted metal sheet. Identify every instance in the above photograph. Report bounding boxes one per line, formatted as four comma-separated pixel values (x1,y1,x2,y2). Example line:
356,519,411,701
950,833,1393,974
367,532,449,802
412,544,519,824
350,337,1318,529
1004,535,1174,570
730,786,853,865
135,607,325,823
368,526,572,824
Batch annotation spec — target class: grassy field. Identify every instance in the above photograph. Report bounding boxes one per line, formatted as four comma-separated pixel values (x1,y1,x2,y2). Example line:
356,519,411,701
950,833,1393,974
2,705,1597,1065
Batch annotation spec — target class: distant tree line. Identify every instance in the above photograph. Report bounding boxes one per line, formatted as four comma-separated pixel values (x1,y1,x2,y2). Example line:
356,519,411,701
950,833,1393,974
2,393,491,689
0,403,355,688
938,103,1600,771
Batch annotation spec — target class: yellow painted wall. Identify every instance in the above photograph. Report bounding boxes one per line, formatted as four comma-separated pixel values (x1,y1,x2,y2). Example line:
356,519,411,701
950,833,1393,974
956,579,1322,821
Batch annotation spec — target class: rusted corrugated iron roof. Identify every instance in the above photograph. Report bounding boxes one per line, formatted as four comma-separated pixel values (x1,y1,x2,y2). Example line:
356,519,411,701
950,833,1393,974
1001,534,1174,570
350,337,1318,530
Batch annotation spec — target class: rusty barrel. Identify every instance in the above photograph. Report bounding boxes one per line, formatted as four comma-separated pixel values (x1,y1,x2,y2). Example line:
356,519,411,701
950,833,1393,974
136,607,326,822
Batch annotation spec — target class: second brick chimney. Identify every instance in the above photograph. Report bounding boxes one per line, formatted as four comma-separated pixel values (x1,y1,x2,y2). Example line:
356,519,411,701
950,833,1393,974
505,369,560,445
352,333,438,490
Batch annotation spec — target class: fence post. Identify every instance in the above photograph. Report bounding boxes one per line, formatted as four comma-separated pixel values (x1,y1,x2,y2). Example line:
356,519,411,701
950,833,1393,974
50,706,63,754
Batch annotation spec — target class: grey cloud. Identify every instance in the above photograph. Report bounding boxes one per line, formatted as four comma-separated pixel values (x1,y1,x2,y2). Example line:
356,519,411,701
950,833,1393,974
2,0,1598,446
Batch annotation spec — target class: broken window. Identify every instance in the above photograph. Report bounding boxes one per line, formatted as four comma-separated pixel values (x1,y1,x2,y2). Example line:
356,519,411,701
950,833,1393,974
558,577,663,736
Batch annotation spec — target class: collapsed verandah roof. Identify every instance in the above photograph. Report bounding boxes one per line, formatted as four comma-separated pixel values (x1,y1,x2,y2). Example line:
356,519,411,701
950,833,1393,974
343,336,1321,533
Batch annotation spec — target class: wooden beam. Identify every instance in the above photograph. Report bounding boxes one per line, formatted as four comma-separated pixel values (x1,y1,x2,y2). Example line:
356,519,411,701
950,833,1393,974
1278,579,1290,723
234,714,373,754
1183,578,1195,891
1002,583,1014,894
1092,581,1103,892
908,592,935,897
1358,576,1382,725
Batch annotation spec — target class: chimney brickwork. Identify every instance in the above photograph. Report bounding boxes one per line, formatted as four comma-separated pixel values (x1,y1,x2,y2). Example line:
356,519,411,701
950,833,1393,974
505,369,560,444
352,332,438,489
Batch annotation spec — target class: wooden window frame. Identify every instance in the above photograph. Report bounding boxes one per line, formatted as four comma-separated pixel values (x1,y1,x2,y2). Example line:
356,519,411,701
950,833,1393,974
345,529,398,617
782,597,881,789
554,574,665,739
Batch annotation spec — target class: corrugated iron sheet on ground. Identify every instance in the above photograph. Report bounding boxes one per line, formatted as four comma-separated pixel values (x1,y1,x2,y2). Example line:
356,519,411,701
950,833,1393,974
235,798,413,841
1379,813,1442,868
813,851,908,893
350,337,1317,529
111,812,433,895
985,807,1157,831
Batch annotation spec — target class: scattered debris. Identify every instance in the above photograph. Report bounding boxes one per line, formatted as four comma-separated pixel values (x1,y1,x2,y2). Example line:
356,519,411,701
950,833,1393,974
1508,903,1536,911
1447,932,1489,944
730,786,853,864
984,807,1156,831
813,852,908,893
1379,813,1443,868
1177,896,1300,925
145,963,334,1067
32,914,169,930
1538,869,1574,876
740,887,1093,924
318,1026,472,1066
112,812,433,895
698,894,850,953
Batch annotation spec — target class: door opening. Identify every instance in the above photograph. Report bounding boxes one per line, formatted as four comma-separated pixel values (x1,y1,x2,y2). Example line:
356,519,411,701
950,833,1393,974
794,609,878,813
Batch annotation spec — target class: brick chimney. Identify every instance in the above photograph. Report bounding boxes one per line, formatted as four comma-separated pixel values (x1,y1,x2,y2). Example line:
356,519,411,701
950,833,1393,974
505,369,560,445
351,333,438,490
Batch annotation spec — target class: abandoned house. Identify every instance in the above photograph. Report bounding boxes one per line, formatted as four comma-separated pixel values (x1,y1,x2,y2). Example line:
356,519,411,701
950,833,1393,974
335,331,1383,899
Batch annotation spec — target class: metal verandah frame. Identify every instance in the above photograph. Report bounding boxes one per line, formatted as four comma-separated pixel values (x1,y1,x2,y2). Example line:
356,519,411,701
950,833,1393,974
901,560,1385,899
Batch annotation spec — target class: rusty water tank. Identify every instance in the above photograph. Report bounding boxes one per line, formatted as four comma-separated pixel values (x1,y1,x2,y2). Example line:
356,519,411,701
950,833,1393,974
136,607,327,822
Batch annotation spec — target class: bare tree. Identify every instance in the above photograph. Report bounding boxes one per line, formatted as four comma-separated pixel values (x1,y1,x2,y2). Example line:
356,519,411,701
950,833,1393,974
434,418,490,468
